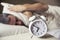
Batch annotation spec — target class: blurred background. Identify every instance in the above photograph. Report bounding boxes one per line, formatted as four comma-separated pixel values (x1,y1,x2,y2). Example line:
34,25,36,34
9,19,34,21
0,0,60,13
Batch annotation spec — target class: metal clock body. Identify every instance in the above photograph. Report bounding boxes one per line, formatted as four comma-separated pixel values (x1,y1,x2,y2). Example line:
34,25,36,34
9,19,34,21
29,16,47,37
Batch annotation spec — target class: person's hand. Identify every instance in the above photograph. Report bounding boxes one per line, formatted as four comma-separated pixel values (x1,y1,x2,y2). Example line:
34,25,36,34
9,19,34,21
23,11,33,18
9,5,27,12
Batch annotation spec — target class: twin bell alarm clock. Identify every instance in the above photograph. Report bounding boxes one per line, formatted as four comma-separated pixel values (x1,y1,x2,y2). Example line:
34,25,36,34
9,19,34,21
29,15,47,37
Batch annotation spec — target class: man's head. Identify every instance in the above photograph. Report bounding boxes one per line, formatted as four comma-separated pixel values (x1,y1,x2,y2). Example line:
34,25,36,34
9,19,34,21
0,14,24,25
8,15,25,25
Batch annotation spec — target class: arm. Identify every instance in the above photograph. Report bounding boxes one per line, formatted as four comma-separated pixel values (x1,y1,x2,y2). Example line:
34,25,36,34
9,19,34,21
9,3,48,12
9,3,60,16
24,3,48,12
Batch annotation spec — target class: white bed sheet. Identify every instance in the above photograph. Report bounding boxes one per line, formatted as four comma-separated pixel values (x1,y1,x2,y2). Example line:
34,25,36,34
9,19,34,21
0,23,28,37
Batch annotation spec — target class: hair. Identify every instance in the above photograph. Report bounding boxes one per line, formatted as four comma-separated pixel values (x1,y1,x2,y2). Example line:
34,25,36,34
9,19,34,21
0,14,9,24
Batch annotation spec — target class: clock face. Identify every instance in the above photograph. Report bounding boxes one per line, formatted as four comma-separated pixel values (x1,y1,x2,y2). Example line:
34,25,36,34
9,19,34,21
29,19,47,37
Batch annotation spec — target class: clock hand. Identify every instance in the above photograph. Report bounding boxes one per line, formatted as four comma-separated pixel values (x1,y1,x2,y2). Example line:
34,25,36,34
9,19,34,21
33,25,39,32
36,27,39,32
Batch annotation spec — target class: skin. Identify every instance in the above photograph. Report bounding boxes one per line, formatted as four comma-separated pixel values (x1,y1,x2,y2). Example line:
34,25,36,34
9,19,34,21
23,11,33,19
8,15,16,25
9,3,48,12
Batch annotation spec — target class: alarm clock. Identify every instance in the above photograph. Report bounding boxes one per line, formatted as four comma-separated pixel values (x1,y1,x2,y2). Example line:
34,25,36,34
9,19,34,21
29,15,47,37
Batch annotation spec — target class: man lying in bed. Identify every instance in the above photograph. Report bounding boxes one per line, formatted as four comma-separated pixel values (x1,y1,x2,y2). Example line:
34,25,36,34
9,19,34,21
0,3,47,25
1,2,60,27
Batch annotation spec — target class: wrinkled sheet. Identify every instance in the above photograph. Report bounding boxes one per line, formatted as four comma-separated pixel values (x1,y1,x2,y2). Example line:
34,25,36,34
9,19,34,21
0,32,57,40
